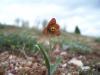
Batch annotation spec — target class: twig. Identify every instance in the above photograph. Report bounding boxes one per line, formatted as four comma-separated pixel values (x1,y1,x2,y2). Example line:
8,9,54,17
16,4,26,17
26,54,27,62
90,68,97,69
19,43,29,59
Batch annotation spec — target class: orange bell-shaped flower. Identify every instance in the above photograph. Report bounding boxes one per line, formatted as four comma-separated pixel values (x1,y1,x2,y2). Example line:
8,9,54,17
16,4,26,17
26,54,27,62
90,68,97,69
43,18,60,36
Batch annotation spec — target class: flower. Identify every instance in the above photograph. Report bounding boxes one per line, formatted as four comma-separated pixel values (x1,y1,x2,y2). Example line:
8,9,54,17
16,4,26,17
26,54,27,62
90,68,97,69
43,18,60,36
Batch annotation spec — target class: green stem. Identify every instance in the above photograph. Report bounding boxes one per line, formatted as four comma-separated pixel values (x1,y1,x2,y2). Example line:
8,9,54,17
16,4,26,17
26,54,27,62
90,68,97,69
49,37,52,52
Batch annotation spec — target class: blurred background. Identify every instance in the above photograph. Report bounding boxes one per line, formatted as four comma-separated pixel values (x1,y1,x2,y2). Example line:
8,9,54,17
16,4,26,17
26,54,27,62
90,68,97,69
0,0,100,36
0,1,100,75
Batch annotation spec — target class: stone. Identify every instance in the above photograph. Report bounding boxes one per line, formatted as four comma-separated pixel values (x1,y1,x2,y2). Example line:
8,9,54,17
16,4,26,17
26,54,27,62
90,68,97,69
68,58,83,67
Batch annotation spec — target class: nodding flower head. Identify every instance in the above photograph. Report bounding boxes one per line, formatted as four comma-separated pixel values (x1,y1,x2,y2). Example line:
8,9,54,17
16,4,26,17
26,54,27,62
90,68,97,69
43,18,60,36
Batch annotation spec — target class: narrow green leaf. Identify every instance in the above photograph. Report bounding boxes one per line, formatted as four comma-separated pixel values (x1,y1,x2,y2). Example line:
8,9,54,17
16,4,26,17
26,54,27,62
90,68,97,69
35,44,50,75
50,57,62,75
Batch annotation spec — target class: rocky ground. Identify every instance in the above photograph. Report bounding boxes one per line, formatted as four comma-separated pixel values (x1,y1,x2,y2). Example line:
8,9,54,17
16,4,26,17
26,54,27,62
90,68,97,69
0,49,100,75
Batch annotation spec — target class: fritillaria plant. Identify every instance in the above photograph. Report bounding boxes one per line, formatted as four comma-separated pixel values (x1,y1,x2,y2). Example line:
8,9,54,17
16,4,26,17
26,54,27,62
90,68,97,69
35,18,61,75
